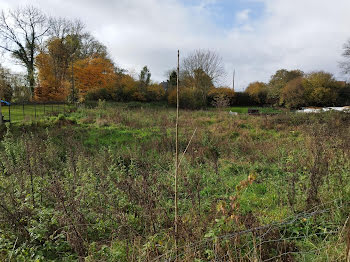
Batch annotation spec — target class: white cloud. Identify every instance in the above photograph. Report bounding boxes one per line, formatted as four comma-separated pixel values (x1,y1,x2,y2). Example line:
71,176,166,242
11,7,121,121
0,0,349,91
236,9,251,24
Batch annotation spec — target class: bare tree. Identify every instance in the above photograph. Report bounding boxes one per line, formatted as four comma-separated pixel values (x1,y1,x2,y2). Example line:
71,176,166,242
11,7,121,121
340,39,350,76
78,33,107,59
182,49,226,85
0,6,49,94
48,17,84,40
48,17,107,60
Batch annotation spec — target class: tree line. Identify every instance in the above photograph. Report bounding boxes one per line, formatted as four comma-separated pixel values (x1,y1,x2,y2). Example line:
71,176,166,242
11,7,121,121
245,69,350,108
0,6,229,109
0,6,349,109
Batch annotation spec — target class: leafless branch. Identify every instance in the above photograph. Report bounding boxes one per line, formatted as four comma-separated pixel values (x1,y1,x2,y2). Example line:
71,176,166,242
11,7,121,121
182,49,226,85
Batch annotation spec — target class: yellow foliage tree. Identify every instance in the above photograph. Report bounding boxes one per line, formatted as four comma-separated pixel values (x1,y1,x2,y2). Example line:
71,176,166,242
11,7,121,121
245,82,267,104
303,71,340,106
115,74,139,101
280,77,305,108
146,84,165,101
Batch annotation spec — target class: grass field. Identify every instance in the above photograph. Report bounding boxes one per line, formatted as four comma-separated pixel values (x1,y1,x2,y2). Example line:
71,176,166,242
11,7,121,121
1,103,283,123
0,103,349,261
1,103,75,122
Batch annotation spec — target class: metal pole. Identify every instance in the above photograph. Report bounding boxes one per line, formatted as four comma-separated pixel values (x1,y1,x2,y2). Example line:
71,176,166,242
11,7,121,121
34,103,37,119
175,50,180,259
0,99,3,125
8,103,10,123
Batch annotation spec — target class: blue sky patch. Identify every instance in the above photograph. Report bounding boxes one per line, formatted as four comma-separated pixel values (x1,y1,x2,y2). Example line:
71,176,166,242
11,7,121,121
179,0,265,29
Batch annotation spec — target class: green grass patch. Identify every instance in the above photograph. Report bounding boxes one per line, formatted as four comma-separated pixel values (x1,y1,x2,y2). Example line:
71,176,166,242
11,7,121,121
83,125,158,147
1,104,74,122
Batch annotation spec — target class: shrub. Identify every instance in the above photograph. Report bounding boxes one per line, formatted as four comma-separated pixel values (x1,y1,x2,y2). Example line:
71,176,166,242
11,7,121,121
114,74,139,102
231,92,257,106
336,83,350,106
280,77,306,109
168,87,205,109
85,88,114,101
207,87,235,107
245,82,268,105
146,84,165,102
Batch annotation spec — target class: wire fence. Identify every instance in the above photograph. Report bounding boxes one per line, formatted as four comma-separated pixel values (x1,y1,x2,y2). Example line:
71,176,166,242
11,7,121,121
149,199,349,262
0,102,76,123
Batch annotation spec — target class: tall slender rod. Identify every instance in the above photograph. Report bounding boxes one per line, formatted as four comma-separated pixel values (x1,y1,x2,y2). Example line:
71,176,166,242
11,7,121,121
0,97,3,125
175,50,180,258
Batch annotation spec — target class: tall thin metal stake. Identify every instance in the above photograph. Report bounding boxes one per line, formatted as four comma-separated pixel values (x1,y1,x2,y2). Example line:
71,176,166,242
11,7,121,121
175,50,180,258
0,98,3,125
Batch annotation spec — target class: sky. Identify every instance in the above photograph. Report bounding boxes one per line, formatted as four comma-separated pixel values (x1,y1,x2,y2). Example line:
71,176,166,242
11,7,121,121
0,0,349,91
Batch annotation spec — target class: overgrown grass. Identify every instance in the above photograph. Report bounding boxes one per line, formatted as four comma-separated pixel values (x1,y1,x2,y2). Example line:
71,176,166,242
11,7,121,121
0,105,349,261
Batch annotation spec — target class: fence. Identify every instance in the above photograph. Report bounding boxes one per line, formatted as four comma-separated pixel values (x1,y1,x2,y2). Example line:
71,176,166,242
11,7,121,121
0,102,76,123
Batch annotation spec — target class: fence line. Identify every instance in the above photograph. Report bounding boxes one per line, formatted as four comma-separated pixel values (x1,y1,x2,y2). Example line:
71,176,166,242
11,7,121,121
0,102,76,122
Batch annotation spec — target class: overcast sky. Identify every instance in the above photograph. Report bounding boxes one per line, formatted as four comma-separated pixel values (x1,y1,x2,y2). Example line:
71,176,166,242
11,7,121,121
0,0,349,91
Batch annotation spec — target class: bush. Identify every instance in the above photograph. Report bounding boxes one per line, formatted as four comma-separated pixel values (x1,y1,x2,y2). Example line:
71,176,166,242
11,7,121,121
336,84,350,106
146,84,165,102
168,87,205,109
207,87,235,107
280,77,306,109
85,88,113,101
231,92,257,106
245,82,268,105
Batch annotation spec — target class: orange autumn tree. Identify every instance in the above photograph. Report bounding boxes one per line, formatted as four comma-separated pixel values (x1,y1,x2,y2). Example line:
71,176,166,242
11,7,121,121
35,38,71,101
73,57,116,99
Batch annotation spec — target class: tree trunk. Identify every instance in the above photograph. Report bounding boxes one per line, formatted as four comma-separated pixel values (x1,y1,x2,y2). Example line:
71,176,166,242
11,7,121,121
28,65,35,96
